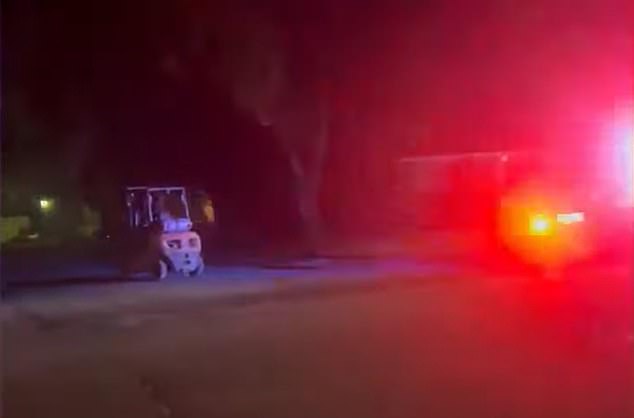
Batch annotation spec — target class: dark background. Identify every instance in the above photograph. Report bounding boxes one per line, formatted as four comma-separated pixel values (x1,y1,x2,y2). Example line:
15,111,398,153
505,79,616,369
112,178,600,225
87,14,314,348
2,0,632,242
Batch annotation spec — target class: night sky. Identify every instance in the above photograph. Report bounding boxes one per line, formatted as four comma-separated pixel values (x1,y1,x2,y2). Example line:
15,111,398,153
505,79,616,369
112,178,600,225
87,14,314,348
3,0,632,235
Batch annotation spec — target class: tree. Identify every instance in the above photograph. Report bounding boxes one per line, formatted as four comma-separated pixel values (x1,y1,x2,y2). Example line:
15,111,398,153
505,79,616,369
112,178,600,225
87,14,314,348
202,4,331,251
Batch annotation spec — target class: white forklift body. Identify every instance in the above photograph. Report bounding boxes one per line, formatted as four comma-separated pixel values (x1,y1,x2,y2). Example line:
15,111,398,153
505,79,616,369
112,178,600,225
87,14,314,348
123,186,204,279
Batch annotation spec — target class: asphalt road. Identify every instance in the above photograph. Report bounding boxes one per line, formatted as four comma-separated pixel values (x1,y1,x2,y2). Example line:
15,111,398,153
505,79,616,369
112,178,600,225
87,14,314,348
3,260,633,418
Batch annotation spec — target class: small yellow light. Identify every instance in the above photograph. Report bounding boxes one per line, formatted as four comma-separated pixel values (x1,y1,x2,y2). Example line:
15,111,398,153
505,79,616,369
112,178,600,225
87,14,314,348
529,213,551,236
39,198,53,212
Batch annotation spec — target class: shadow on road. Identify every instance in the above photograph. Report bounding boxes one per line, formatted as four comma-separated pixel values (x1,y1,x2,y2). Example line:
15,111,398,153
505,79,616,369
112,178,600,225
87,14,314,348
7,275,157,289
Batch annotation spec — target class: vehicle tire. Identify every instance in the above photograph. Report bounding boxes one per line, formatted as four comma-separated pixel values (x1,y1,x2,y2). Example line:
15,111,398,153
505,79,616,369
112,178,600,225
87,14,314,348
153,260,168,280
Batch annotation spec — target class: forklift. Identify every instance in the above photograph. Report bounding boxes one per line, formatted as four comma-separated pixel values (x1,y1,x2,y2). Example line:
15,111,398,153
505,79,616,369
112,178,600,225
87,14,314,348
119,186,204,279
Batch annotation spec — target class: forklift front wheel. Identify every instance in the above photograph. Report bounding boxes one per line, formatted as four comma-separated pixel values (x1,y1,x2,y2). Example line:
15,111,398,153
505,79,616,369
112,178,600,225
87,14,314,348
191,256,205,277
154,260,169,280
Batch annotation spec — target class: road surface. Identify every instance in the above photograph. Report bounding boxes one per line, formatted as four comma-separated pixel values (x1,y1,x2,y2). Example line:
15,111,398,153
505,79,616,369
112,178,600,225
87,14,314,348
3,259,633,418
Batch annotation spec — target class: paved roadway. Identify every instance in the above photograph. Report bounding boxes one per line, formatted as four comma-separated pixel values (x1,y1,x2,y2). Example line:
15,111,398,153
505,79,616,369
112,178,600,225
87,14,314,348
3,253,633,418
